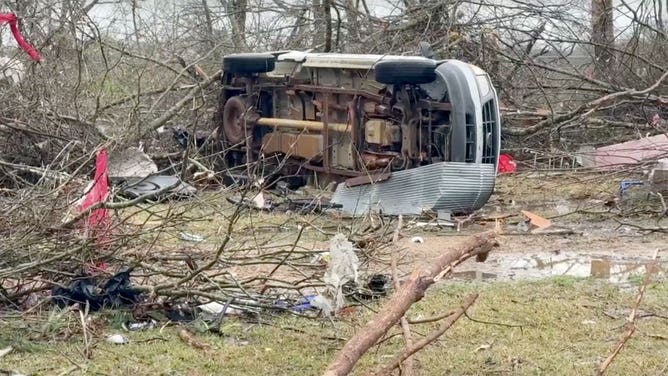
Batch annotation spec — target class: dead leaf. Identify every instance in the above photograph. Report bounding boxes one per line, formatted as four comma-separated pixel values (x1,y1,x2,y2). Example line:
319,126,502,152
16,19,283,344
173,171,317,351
521,210,552,229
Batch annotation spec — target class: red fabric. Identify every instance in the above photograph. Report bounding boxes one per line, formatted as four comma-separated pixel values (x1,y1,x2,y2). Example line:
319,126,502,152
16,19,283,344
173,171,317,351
498,153,517,173
80,149,111,243
0,13,42,62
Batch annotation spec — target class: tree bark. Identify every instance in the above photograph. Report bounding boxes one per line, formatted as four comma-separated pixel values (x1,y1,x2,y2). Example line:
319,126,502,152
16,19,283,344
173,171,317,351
322,231,498,376
591,0,615,79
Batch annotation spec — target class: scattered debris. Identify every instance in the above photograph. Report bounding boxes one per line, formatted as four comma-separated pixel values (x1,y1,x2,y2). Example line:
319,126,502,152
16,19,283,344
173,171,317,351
106,334,129,345
179,232,204,243
274,294,319,313
172,127,209,149
316,234,360,316
410,236,424,244
498,154,517,173
226,193,274,210
122,319,157,332
331,162,496,216
620,180,644,196
649,158,668,192
107,147,158,179
197,301,244,318
520,210,552,230
576,133,668,169
361,274,392,298
119,175,197,201
51,268,143,311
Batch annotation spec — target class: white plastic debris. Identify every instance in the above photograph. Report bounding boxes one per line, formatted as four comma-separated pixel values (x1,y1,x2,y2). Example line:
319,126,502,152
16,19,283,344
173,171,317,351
316,234,359,315
197,301,243,317
410,236,424,244
107,146,158,178
179,232,204,242
106,334,129,345
122,319,157,332
252,192,267,209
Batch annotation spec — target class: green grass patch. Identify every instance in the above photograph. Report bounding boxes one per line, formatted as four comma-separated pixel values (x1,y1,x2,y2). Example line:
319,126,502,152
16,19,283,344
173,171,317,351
1,277,666,375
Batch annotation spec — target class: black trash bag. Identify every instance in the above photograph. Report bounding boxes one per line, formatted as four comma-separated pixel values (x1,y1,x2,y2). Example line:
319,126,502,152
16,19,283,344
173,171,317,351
51,268,143,311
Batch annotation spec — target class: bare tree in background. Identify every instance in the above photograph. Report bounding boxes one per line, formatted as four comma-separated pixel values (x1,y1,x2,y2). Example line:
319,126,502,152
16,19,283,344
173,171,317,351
592,0,615,79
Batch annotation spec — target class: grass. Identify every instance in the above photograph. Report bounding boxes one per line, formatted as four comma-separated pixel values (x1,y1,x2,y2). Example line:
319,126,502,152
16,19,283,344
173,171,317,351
1,277,667,375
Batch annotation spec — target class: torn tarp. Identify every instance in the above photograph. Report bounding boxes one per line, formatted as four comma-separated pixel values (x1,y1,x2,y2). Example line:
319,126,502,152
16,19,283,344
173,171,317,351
51,269,143,311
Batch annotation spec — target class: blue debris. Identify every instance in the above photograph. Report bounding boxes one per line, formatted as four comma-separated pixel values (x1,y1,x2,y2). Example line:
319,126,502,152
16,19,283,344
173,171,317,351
620,180,644,196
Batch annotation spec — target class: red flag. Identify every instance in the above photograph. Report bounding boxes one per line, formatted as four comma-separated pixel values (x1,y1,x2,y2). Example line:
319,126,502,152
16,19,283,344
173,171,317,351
0,13,42,62
80,149,111,244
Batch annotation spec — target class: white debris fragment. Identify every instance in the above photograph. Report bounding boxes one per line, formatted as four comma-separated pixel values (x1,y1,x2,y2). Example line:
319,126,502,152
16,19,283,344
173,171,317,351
410,236,424,244
317,233,359,315
197,301,243,318
252,192,267,209
106,334,129,345
179,232,204,242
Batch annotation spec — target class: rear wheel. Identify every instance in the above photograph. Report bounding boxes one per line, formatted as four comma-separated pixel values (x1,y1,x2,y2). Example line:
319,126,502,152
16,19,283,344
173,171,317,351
222,53,276,74
374,59,437,85
222,96,248,145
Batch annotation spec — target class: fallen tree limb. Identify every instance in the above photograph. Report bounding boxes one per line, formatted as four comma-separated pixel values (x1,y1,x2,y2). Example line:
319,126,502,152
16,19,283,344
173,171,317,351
389,215,414,376
321,231,498,376
368,294,478,376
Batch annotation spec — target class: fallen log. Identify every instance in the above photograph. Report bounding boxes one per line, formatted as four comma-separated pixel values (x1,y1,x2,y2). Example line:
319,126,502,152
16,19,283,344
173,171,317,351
322,231,498,376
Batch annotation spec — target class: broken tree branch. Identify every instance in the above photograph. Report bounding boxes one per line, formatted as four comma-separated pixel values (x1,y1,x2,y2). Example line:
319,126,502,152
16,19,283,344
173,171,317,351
389,215,414,376
369,294,479,376
321,231,498,376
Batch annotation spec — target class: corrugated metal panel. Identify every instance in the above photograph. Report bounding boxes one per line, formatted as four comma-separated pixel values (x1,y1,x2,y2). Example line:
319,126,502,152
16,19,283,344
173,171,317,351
331,162,496,216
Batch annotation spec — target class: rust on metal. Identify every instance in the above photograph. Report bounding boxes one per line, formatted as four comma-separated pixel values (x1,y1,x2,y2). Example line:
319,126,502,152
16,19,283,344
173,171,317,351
323,93,331,170
222,96,247,144
344,172,392,188
293,84,384,102
255,117,350,132
260,133,323,161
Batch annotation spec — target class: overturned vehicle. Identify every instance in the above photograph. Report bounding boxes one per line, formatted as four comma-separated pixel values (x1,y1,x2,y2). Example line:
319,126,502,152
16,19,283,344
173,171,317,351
215,48,501,216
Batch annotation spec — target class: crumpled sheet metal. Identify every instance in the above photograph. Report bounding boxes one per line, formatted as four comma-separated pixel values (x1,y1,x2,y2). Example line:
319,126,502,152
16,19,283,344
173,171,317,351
331,162,496,216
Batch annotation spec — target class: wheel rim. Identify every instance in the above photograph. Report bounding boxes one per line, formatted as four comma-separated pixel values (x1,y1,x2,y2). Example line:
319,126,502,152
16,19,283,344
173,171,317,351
223,96,247,144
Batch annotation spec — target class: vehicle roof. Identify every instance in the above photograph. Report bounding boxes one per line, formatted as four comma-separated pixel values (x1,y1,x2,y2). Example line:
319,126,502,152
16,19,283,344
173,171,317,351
275,50,433,70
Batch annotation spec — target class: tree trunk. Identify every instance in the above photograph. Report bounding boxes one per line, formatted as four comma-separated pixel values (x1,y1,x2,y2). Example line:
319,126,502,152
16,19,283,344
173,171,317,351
591,0,615,79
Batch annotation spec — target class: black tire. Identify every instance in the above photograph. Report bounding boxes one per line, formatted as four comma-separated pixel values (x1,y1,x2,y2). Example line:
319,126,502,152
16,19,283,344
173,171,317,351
223,53,276,74
374,59,437,85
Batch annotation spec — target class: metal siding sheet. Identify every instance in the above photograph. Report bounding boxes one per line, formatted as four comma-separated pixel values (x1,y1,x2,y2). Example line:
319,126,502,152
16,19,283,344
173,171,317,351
331,162,495,216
